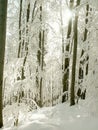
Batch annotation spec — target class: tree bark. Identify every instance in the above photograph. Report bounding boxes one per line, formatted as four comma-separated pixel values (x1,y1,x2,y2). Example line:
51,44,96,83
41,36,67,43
0,0,7,128
21,2,30,80
18,0,23,58
79,4,89,82
36,5,45,107
17,1,30,80
62,0,74,103
70,0,81,106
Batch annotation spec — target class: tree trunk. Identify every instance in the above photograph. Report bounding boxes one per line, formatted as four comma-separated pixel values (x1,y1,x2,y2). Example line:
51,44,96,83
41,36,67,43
62,0,74,103
70,0,81,106
78,4,89,84
0,0,7,128
21,1,30,80
18,0,23,58
36,5,45,107
17,0,30,80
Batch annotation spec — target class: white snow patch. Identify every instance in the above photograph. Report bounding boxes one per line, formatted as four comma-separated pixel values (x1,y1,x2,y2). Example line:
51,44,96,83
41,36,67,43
1,101,98,130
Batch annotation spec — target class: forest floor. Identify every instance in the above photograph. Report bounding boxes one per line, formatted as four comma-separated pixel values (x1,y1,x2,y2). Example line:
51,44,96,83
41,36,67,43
1,99,98,130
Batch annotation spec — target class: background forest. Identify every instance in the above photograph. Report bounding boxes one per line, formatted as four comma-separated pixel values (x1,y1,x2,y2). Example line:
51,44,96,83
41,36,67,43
0,0,98,129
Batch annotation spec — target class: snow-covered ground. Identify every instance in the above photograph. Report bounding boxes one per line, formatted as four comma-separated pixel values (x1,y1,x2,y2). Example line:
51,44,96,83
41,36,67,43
1,99,98,130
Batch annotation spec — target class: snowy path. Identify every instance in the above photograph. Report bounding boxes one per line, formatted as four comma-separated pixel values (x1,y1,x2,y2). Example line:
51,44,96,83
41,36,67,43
1,103,98,130
16,117,98,130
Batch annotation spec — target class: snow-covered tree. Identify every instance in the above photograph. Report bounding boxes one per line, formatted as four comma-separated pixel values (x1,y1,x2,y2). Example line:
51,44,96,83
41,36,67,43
0,0,7,128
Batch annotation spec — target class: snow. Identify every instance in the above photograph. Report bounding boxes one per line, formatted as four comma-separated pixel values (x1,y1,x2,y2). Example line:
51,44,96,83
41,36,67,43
1,100,98,130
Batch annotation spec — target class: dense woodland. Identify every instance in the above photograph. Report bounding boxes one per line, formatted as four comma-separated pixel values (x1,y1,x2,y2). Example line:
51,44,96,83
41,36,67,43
0,0,98,128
